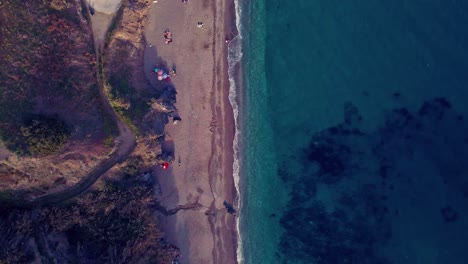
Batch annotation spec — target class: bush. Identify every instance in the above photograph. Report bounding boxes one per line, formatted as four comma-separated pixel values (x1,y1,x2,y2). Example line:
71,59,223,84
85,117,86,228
20,115,70,156
42,181,175,263
121,156,143,176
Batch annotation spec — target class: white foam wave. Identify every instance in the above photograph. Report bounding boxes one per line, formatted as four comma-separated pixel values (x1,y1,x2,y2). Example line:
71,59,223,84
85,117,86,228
227,0,244,263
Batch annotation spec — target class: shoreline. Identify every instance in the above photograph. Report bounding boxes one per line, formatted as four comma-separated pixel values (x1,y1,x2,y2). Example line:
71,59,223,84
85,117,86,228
226,0,245,262
212,0,239,262
143,0,239,263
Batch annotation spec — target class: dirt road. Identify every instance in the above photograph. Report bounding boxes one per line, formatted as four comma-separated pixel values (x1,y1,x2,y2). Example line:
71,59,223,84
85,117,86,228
0,2,136,208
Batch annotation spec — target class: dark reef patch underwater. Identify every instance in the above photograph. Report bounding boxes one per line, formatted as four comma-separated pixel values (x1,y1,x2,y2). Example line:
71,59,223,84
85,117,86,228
279,98,468,263
242,0,468,263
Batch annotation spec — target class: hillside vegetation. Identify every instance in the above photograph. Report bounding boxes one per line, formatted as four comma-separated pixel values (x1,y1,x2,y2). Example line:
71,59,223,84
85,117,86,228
103,0,177,137
20,114,71,156
0,0,119,197
0,0,115,154
0,178,176,263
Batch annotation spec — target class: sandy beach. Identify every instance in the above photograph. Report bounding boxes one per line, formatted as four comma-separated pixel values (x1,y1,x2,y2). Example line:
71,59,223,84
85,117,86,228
143,0,238,263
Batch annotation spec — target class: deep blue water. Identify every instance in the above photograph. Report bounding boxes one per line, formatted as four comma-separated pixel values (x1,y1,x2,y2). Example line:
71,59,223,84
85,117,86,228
240,1,468,263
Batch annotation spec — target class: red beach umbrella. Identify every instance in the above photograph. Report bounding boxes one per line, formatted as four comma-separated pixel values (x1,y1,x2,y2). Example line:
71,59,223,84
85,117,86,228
162,162,169,170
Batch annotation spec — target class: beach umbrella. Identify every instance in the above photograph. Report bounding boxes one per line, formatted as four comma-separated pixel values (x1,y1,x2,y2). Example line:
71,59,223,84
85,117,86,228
154,67,159,73
158,75,163,81
158,69,163,76
162,162,169,170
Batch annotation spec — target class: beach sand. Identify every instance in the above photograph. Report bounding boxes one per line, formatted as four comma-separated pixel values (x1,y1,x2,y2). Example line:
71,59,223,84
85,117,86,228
144,0,238,263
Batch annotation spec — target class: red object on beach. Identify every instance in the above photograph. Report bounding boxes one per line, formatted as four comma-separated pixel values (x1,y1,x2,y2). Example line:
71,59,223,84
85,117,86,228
162,162,169,170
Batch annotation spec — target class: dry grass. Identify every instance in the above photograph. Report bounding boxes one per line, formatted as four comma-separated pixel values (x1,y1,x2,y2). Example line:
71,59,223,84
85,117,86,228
0,0,117,197
103,0,159,135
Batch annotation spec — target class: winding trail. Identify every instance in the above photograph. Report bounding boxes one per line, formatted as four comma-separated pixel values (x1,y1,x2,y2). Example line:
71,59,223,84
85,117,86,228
21,115,136,208
2,2,136,209
5,64,136,208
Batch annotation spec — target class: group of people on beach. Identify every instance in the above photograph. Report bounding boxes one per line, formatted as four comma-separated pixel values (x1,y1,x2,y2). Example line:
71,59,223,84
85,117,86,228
153,66,176,81
164,29,173,44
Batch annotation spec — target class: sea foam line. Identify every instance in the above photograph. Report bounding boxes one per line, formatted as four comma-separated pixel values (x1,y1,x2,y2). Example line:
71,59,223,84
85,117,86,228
227,0,244,262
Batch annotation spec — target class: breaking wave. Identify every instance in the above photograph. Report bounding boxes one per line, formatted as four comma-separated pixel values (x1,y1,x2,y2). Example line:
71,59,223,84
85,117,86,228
227,0,244,262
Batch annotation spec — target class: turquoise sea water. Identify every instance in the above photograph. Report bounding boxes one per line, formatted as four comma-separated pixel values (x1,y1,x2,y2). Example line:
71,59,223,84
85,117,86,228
239,0,468,263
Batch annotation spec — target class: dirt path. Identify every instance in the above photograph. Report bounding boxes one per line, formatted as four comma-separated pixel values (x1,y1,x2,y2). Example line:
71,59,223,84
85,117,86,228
4,67,136,208
2,3,136,209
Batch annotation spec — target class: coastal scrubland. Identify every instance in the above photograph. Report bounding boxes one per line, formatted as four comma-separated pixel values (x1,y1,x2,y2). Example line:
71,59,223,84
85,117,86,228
0,177,176,263
0,0,116,197
0,0,238,262
0,0,114,151
100,0,179,175
103,0,176,138
0,0,180,262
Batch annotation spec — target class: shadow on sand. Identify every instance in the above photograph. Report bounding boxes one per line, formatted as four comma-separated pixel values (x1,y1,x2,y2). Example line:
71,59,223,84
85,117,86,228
143,43,183,246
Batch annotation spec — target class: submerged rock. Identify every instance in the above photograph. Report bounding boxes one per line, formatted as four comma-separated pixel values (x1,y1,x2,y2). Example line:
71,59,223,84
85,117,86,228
440,205,459,223
305,138,351,184
279,98,468,263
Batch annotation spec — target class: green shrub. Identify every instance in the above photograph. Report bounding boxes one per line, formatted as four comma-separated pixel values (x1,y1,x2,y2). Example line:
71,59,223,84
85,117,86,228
20,115,70,156
121,156,143,176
